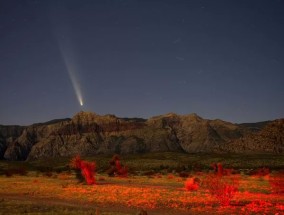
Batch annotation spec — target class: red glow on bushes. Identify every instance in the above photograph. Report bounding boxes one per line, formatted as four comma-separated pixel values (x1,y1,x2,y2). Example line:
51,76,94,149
250,167,270,177
70,155,82,169
80,161,96,185
184,177,199,191
203,173,239,206
269,172,284,194
167,174,175,179
206,163,239,206
107,154,128,177
211,162,234,176
115,159,122,170
70,155,96,185
217,163,224,176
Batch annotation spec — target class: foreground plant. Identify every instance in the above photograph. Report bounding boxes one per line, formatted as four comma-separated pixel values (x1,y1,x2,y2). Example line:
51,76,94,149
203,173,239,206
107,154,128,177
70,155,96,185
184,177,200,191
269,172,284,194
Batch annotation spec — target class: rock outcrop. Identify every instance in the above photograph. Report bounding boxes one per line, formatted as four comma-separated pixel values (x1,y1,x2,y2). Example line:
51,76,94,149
222,119,284,153
0,125,25,158
0,112,282,161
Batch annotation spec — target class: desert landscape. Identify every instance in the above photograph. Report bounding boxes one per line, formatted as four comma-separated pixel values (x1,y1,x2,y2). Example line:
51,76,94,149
1,0,284,214
0,153,283,214
0,112,283,214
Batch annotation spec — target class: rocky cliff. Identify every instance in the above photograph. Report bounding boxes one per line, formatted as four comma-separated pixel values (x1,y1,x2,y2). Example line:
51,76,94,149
0,125,26,158
221,119,284,153
0,112,282,161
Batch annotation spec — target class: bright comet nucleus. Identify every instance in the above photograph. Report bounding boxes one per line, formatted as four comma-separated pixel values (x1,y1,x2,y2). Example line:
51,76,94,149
63,58,84,107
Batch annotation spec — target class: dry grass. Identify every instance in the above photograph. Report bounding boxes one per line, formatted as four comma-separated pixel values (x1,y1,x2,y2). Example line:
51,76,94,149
0,152,283,214
0,171,283,214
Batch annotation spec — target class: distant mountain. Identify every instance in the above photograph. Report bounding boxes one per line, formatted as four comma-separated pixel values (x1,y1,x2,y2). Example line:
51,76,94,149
0,125,26,158
222,119,284,153
0,112,283,161
238,121,272,132
32,118,71,126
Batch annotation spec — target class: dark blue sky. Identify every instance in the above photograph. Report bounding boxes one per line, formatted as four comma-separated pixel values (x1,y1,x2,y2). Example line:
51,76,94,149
0,0,284,125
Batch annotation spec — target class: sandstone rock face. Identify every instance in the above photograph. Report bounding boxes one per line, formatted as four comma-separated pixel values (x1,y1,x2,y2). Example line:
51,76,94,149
0,112,282,161
222,119,284,154
0,125,25,158
3,122,69,160
147,113,245,153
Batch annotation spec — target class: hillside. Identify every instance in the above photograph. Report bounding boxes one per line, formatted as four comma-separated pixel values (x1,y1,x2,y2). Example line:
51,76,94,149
0,112,283,161
222,119,284,153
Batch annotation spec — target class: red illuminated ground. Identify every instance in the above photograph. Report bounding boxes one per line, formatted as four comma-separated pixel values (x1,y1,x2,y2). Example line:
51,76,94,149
0,170,283,214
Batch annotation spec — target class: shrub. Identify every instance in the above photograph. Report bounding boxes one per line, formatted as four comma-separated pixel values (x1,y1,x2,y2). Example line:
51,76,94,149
269,172,284,194
203,174,239,206
217,163,224,176
70,155,82,169
211,162,234,176
81,161,96,185
106,154,128,177
248,167,270,177
117,165,128,178
70,156,85,183
70,155,96,185
184,177,200,191
167,174,175,179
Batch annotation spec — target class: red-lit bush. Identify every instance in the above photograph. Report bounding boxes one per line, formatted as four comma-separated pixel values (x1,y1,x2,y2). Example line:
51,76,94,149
184,177,200,191
107,154,128,177
70,155,96,185
203,174,239,206
211,162,233,176
167,174,175,179
269,172,284,194
70,155,82,169
249,167,270,177
217,163,224,176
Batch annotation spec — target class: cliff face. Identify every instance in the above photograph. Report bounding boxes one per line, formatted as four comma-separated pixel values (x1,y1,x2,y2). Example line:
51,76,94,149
0,125,25,158
222,119,284,154
146,113,245,153
0,112,282,161
4,122,69,160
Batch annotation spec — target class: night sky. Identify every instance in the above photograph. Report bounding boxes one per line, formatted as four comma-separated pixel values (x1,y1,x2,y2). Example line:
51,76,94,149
1,0,284,125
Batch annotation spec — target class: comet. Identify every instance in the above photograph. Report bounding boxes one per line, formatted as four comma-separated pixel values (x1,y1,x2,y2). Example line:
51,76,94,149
52,11,85,107
66,62,84,107
58,38,84,107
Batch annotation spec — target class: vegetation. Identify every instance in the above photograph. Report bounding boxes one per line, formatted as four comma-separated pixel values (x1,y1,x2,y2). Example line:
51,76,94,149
0,152,283,214
69,155,96,185
1,152,284,175
0,169,283,214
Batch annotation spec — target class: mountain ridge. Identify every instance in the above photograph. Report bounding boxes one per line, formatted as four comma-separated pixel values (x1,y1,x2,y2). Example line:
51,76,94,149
0,112,283,161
